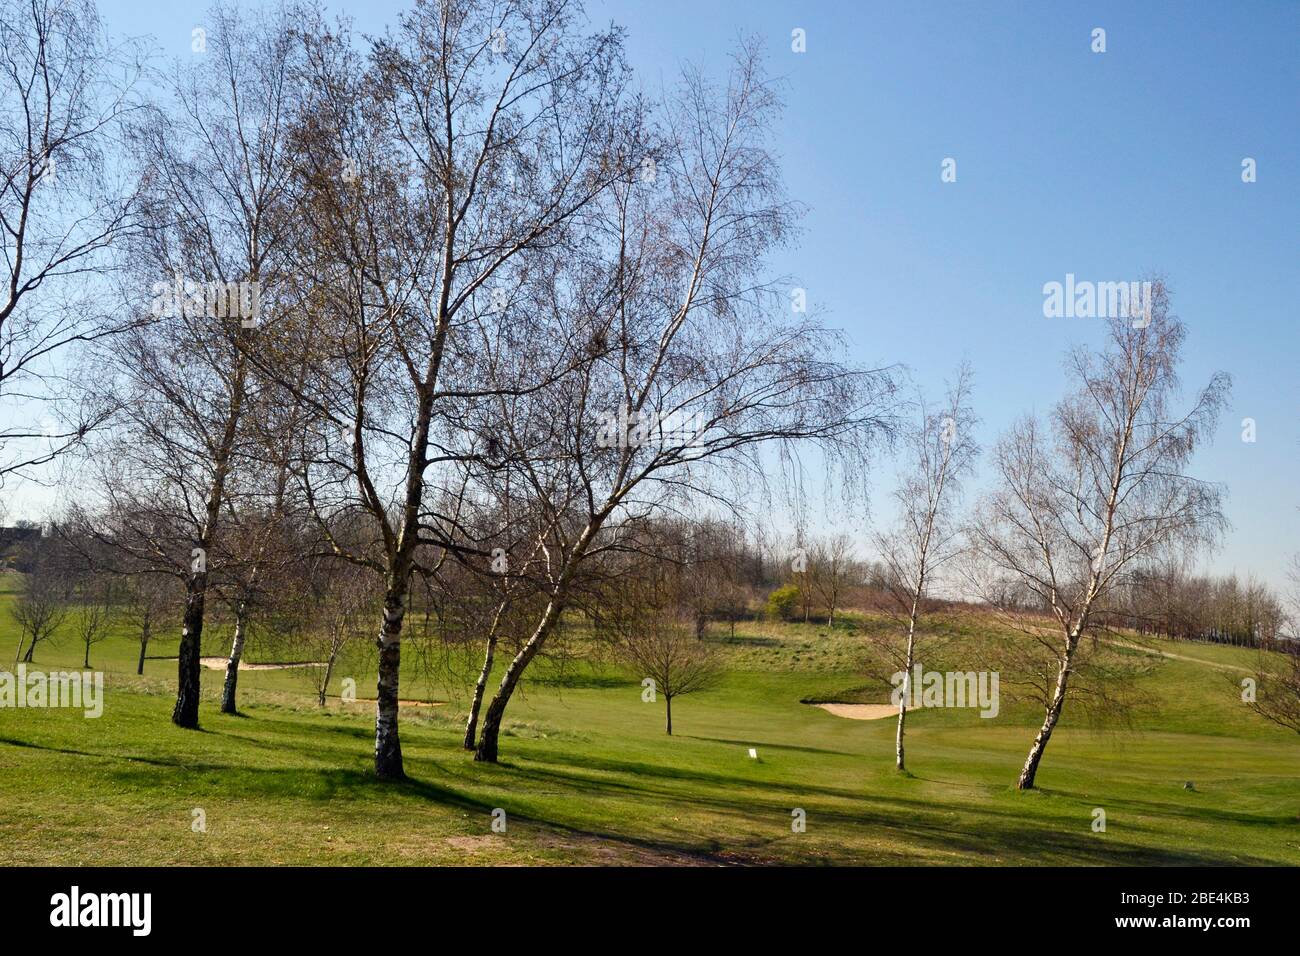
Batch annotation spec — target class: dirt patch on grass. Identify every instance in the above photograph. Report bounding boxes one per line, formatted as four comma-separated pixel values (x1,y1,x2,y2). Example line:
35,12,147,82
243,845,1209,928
446,835,501,852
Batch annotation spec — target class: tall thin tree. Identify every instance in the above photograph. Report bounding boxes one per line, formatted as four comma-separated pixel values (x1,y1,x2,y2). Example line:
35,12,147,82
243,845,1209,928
871,365,977,771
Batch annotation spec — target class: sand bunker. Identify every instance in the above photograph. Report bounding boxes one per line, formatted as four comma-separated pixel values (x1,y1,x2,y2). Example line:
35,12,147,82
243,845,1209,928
812,703,897,720
198,657,325,671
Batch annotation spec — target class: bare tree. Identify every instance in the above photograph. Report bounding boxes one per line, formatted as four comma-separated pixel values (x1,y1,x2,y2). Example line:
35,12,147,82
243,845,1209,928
1248,555,1300,733
0,0,146,479
966,285,1228,789
214,351,314,714
458,535,548,751
11,539,65,662
871,365,978,771
122,573,174,675
85,3,303,728
214,474,295,715
284,0,642,778
1248,646,1300,735
810,534,858,627
469,45,896,763
70,571,114,667
292,561,374,707
620,611,721,735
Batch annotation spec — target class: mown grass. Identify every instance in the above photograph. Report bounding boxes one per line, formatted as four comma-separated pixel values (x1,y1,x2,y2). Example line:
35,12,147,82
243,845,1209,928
0,578,1297,866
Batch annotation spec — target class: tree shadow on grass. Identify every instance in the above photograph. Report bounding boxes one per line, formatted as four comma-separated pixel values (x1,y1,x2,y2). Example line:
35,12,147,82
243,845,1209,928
473,749,1290,866
0,733,227,772
1046,787,1300,828
11,723,1286,866
215,713,373,742
684,734,856,757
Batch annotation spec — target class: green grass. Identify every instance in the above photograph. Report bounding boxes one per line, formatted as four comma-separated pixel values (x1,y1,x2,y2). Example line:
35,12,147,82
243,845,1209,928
1,581,1297,866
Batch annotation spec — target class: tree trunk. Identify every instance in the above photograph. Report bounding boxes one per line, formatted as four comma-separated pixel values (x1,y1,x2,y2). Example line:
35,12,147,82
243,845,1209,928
665,695,673,735
83,640,90,669
172,576,206,728
896,623,917,772
475,633,547,763
220,603,248,714
464,630,498,750
1017,641,1076,790
374,594,406,780
474,523,597,763
172,319,248,730
136,618,150,675
319,652,336,707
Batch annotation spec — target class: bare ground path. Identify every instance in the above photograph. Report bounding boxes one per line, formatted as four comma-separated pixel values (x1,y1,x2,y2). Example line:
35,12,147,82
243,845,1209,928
1101,639,1253,674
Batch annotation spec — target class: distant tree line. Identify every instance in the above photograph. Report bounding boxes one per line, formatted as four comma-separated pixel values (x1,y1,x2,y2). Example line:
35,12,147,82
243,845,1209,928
1100,565,1290,649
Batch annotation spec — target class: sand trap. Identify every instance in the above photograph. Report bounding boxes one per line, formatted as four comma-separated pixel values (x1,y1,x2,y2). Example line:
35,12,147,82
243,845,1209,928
812,703,897,720
198,656,325,671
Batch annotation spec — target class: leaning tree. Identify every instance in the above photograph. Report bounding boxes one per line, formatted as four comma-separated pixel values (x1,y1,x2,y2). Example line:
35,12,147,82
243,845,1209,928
469,44,897,763
966,284,1229,789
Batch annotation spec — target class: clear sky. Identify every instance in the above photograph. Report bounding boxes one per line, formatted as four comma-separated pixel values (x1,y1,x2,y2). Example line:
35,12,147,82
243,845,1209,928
21,0,1300,593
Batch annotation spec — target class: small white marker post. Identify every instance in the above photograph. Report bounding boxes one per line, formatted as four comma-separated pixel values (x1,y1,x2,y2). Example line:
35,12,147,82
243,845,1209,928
747,748,758,759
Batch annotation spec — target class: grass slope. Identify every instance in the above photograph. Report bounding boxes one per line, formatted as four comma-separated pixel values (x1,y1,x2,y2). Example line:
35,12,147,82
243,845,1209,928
1,579,1297,866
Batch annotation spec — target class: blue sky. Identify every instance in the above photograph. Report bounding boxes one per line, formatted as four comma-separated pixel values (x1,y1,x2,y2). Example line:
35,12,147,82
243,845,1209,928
63,1,1300,592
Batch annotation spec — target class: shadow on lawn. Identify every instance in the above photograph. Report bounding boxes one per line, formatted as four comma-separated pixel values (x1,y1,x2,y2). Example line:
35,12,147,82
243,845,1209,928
483,748,1287,866
685,734,856,757
6,703,1289,866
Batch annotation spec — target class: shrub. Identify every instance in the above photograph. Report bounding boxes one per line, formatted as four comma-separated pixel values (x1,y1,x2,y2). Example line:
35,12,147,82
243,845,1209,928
766,584,801,621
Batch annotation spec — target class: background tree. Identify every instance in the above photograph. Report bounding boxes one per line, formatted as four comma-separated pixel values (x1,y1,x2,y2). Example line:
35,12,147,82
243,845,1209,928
619,610,721,735
70,571,114,667
121,572,175,675
1247,553,1300,733
1248,646,1300,735
870,366,977,771
966,286,1228,789
10,536,65,662
287,559,374,707
810,534,858,627
213,350,313,714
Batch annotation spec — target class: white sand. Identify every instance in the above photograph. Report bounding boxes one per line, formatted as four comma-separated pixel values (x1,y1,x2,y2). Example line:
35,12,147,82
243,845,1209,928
198,656,325,671
813,703,897,720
